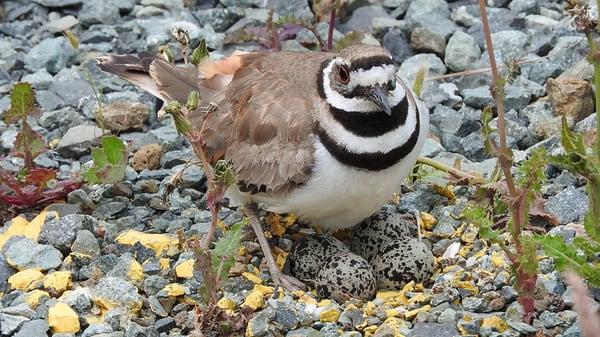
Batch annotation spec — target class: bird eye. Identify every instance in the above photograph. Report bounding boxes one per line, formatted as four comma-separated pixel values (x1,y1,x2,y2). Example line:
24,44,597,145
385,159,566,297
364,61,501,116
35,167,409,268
338,66,350,84
387,81,396,91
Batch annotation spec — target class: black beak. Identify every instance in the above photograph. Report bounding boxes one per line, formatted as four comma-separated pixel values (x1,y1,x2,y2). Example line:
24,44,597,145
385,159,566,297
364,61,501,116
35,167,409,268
368,85,392,115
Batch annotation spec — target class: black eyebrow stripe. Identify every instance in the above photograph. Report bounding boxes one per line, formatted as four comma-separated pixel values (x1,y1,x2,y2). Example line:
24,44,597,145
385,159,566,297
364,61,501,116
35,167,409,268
350,56,394,71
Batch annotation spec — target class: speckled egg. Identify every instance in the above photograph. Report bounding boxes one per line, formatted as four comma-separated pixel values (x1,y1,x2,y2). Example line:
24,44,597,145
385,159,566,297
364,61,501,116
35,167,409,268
288,234,349,282
315,252,377,302
372,238,435,290
348,205,417,263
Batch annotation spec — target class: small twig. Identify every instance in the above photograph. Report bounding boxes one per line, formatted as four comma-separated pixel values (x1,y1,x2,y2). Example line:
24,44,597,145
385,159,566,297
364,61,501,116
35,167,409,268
326,2,336,51
417,156,484,185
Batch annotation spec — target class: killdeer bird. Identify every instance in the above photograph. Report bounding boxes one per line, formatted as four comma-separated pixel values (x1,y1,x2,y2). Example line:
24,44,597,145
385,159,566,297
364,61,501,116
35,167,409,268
98,44,429,291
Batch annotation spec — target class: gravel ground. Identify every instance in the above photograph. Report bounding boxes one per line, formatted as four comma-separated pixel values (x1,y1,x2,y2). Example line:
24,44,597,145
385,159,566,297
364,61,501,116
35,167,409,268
0,0,598,336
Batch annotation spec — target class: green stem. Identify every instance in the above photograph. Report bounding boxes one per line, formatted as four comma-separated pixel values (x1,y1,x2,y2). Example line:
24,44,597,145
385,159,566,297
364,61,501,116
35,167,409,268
416,156,484,184
587,33,600,157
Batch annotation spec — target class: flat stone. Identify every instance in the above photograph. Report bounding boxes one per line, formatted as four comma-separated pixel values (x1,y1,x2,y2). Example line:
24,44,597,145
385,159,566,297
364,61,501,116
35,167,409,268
24,37,76,74
3,236,63,271
46,15,79,33
56,125,104,158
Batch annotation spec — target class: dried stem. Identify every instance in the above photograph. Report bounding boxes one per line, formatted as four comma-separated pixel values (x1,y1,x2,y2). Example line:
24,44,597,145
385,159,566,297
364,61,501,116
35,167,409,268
327,5,336,51
416,156,484,185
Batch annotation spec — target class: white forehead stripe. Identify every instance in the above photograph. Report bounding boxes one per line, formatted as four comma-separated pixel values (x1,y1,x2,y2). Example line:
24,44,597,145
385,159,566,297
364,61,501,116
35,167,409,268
322,59,403,112
347,64,396,89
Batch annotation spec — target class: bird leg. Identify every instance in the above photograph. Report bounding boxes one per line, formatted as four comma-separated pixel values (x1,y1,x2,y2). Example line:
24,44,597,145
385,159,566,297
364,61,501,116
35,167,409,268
244,203,307,292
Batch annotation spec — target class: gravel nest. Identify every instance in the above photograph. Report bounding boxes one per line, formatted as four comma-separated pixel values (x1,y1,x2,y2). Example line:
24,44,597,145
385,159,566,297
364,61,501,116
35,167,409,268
0,0,597,336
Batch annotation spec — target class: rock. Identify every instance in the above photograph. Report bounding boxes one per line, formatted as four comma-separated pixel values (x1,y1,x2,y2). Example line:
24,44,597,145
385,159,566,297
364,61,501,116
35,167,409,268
408,323,460,337
62,287,93,313
79,0,120,26
13,319,49,337
445,31,481,72
31,0,82,6
39,214,96,253
56,125,104,158
0,312,30,335
193,8,242,32
547,78,594,122
372,238,435,290
101,101,149,131
405,0,458,39
3,236,63,271
246,310,272,336
266,0,313,21
410,27,446,56
91,201,128,220
483,30,528,63
509,0,539,14
92,277,144,312
40,107,83,131
49,68,94,107
383,29,414,63
21,69,54,90
131,144,162,171
545,186,589,225
46,15,78,33
155,317,176,332
24,37,76,74
48,303,80,333
81,323,113,337
339,6,391,34
316,252,377,302
398,53,447,82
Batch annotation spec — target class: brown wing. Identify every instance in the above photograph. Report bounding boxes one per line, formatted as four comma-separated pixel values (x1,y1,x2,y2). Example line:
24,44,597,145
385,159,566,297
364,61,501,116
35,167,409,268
201,52,332,195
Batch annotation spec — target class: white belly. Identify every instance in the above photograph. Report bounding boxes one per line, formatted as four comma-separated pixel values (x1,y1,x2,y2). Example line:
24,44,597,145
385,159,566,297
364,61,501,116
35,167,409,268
252,102,429,231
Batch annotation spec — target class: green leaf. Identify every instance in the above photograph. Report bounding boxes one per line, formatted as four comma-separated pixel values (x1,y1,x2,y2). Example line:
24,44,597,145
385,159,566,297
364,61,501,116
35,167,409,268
4,82,37,125
12,123,46,160
463,204,502,243
516,147,547,192
213,160,236,188
83,135,127,185
191,39,209,66
538,234,600,287
412,67,426,97
517,235,539,275
211,219,247,281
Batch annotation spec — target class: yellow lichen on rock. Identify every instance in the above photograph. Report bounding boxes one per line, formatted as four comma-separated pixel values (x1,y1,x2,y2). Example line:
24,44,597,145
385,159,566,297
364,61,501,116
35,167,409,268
161,283,186,297
420,212,437,231
44,271,72,295
48,302,80,333
116,230,178,256
25,289,50,308
127,259,145,283
242,290,265,311
491,251,507,267
0,211,57,248
175,259,194,279
403,305,430,320
481,315,509,333
242,272,263,284
217,297,237,310
8,269,44,291
319,307,341,323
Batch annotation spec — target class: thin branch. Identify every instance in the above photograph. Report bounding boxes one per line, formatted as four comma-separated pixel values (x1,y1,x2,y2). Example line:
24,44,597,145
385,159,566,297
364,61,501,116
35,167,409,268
417,156,484,184
327,4,336,51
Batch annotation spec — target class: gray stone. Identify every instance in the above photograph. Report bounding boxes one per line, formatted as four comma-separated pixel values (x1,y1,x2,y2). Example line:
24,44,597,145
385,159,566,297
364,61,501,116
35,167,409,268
155,317,176,332
286,327,322,337
266,0,313,21
563,323,581,337
398,53,447,82
37,91,67,112
0,254,13,292
82,323,113,337
92,277,143,312
546,186,589,225
40,107,83,131
548,36,588,71
13,319,49,337
125,321,160,337
194,8,243,32
49,69,94,107
21,69,54,90
410,27,446,56
71,230,101,258
62,287,93,313
509,0,539,14
0,313,29,335
3,236,63,271
148,125,184,151
437,308,457,324
408,323,460,337
539,310,564,328
56,125,104,158
405,0,458,39
245,310,272,336
24,37,76,74
445,31,481,72
507,320,537,334
383,29,414,64
79,1,120,26
39,214,96,253
31,0,82,6
484,30,528,63
339,6,391,34
46,15,79,33
91,201,128,220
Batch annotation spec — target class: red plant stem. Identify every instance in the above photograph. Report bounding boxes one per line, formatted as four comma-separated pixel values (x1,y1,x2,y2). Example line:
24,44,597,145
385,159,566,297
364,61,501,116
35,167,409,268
478,0,517,199
327,6,336,51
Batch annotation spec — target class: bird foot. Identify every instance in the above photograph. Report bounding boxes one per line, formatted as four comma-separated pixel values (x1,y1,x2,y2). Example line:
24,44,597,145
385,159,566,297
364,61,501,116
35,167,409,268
271,270,307,292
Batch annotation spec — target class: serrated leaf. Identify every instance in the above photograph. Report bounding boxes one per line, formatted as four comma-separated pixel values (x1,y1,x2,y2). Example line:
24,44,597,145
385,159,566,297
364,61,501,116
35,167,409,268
83,136,127,185
12,123,46,160
539,234,600,287
4,82,37,124
517,235,539,274
212,219,247,281
25,167,56,186
101,135,126,165
213,160,235,188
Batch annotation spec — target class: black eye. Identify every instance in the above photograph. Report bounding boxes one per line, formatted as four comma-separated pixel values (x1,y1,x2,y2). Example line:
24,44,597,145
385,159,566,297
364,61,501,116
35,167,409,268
387,81,396,91
338,66,350,84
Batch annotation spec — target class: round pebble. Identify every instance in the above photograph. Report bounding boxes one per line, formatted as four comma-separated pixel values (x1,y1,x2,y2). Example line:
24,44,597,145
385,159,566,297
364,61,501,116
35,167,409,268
372,238,435,290
315,252,376,303
288,234,349,282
